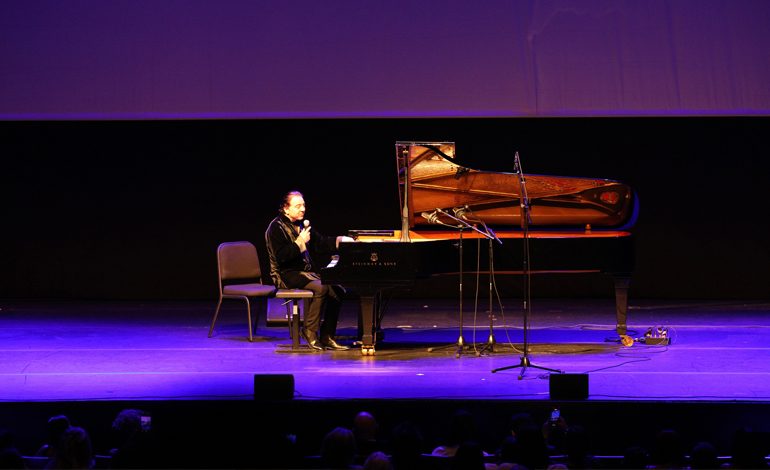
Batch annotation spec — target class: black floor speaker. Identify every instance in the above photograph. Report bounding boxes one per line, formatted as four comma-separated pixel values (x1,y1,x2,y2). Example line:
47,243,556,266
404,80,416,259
254,374,294,400
549,373,588,400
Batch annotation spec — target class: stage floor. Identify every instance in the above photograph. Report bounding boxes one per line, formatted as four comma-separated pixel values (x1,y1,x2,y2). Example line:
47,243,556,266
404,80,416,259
3,296,770,466
2,297,769,403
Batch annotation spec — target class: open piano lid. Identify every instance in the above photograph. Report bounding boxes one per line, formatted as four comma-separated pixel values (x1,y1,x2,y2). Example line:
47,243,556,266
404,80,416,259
396,141,637,230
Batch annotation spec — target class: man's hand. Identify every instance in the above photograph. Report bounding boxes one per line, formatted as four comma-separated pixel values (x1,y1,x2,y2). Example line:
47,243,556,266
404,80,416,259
298,225,311,244
336,235,354,248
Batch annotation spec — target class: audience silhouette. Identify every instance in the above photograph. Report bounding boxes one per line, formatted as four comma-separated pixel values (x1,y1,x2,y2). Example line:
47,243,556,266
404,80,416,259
0,428,25,470
320,426,359,469
648,428,686,469
689,440,719,469
509,412,535,438
352,411,387,465
2,404,769,470
34,415,71,459
562,424,596,469
431,408,489,458
107,408,158,469
621,444,650,469
363,451,393,470
727,427,770,469
451,440,490,470
506,421,550,470
48,426,93,469
389,420,425,470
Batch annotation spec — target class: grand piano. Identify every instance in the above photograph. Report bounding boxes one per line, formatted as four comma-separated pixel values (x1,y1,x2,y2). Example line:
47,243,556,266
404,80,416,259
321,142,637,355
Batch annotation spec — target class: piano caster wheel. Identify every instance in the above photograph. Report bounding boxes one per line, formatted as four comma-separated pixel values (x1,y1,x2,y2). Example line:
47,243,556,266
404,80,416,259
361,347,375,356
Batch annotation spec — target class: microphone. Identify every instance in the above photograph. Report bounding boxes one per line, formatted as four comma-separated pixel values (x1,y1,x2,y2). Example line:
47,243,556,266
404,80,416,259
420,211,439,224
453,205,502,244
303,219,310,229
452,205,478,222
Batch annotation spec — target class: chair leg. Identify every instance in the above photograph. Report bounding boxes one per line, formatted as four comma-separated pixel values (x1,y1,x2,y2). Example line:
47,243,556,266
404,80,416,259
209,297,224,338
286,302,294,344
245,298,253,342
291,300,301,350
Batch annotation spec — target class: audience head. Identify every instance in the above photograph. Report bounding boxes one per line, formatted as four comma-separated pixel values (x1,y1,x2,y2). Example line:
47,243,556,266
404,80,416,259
622,445,649,469
0,428,24,470
689,440,719,469
37,415,72,457
50,426,93,469
730,427,770,469
320,426,357,469
0,448,24,470
389,420,424,470
511,422,550,470
363,451,393,470
0,429,14,450
451,440,486,470
109,408,156,469
353,411,379,443
47,415,72,440
445,408,478,447
509,412,535,437
353,410,386,461
498,435,519,465
651,428,685,468
111,408,147,438
564,424,592,468
542,411,569,453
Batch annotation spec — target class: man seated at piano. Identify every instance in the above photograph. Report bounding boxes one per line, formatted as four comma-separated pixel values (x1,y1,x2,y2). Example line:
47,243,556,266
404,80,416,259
265,190,355,351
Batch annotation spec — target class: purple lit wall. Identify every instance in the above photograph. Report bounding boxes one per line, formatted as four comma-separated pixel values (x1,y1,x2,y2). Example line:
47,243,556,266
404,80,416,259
2,0,769,120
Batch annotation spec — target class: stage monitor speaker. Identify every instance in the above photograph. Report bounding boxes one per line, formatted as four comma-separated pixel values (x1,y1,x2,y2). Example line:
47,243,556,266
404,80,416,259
254,374,294,400
549,373,588,400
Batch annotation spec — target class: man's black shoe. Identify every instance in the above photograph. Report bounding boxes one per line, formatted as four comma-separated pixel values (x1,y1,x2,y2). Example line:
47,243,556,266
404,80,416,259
321,337,350,351
301,329,323,351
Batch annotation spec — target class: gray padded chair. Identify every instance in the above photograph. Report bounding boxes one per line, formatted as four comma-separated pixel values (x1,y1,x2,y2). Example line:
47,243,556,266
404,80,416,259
209,241,276,342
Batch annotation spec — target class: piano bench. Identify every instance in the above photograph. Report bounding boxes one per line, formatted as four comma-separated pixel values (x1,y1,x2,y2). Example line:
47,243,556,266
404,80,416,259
274,289,314,350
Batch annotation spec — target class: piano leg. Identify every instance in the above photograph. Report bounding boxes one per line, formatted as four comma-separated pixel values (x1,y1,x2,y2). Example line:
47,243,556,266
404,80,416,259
613,275,631,335
359,294,376,355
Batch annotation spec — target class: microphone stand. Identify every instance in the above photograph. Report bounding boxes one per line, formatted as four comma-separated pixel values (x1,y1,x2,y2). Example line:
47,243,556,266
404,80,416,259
452,206,503,357
491,152,562,379
476,223,501,355
448,209,502,357
427,209,490,358
439,209,498,357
